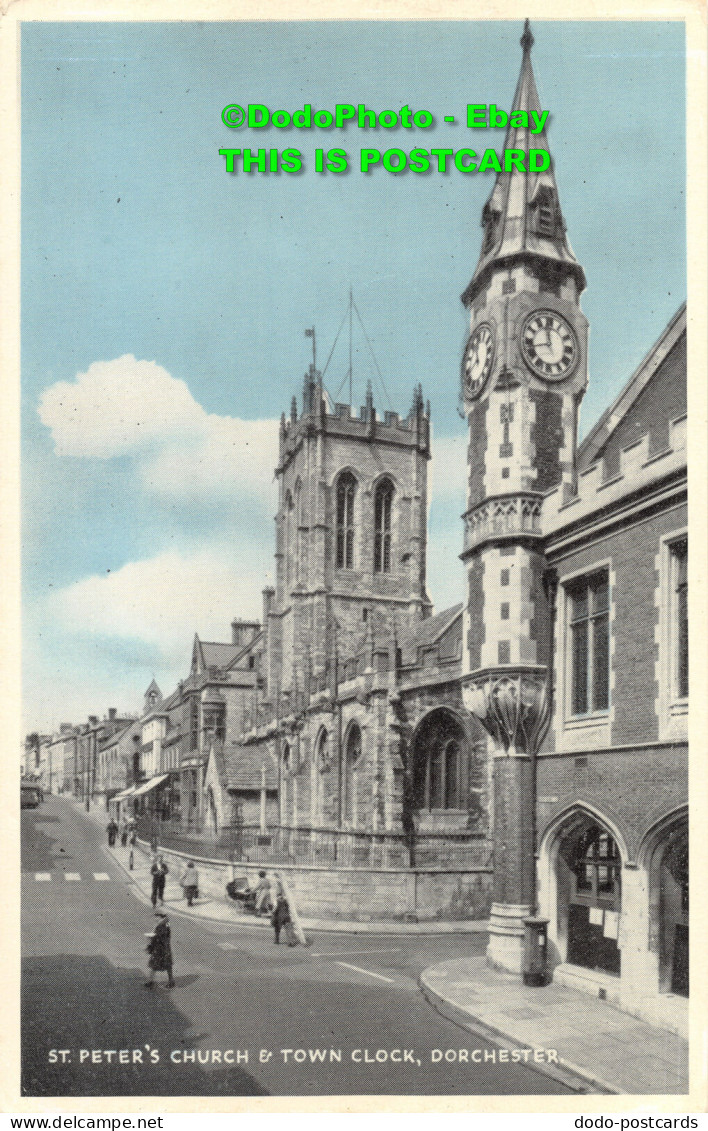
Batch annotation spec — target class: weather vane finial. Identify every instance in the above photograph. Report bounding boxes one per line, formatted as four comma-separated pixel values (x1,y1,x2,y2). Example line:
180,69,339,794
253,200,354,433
520,18,534,54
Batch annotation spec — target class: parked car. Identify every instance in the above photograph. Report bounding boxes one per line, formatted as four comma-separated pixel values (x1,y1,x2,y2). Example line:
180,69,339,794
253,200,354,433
21,784,41,808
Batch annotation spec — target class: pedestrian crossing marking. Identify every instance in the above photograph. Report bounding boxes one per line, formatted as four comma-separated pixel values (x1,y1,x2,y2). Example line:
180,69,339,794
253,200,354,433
28,872,115,882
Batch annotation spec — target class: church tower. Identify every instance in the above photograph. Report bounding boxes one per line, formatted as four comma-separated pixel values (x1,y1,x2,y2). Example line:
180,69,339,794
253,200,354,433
265,353,432,709
459,22,588,971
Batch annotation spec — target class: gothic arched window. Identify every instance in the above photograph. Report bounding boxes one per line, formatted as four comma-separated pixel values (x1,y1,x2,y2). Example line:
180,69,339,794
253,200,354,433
374,478,394,574
411,710,467,812
336,472,356,570
344,723,362,823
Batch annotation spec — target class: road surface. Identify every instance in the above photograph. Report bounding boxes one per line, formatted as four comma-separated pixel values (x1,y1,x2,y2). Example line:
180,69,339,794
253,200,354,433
21,797,573,1097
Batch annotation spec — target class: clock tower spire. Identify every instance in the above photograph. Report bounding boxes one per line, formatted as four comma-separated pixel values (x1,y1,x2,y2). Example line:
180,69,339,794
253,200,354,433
459,22,589,973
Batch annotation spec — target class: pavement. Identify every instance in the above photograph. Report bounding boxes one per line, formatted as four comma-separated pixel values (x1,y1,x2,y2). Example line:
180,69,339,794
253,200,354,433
93,805,688,1096
420,960,689,1096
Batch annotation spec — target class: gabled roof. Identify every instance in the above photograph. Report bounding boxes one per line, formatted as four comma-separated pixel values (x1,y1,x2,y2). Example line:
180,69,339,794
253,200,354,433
397,604,463,667
210,743,278,791
192,635,243,673
578,303,687,472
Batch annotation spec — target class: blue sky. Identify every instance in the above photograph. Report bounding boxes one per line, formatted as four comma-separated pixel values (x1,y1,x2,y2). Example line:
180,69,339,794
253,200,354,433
21,20,686,733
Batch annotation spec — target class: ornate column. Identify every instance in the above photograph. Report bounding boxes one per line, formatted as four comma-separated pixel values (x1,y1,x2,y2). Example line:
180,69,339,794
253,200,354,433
463,668,550,971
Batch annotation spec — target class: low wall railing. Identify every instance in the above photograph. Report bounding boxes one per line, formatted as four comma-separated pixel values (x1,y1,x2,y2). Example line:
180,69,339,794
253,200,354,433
135,816,491,870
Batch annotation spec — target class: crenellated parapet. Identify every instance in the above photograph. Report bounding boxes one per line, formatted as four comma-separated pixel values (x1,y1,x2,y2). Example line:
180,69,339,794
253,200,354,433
543,414,686,536
277,375,430,475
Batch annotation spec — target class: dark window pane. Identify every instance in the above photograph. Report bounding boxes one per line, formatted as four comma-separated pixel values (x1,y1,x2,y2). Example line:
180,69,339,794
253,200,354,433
593,575,609,613
374,480,393,574
572,621,588,714
429,742,442,809
593,612,610,710
445,741,459,808
570,586,588,621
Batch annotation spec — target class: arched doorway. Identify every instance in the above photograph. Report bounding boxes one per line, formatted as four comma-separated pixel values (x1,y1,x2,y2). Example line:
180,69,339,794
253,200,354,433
557,817,622,976
646,818,688,997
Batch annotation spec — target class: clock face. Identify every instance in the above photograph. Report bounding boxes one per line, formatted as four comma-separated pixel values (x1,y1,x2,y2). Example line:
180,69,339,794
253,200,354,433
521,310,578,379
462,323,495,400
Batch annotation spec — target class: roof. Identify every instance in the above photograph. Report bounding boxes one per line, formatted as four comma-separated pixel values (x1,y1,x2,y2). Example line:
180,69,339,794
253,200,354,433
397,604,463,666
193,636,243,673
463,22,585,306
219,744,278,791
578,303,687,472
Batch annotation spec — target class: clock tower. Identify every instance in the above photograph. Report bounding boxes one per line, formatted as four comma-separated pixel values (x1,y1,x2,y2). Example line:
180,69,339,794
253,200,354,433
460,22,588,972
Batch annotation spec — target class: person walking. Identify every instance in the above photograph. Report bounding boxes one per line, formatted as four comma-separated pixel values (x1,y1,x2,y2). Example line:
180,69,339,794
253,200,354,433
150,855,169,908
253,870,271,916
144,911,174,988
106,818,118,847
179,860,199,906
271,885,297,946
120,819,128,848
128,822,137,870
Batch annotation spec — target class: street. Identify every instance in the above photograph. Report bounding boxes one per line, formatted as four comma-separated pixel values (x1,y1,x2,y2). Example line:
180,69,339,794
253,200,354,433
22,797,572,1097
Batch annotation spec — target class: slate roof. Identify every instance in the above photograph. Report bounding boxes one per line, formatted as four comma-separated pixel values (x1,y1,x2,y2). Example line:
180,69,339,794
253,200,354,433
215,743,279,791
198,640,243,669
397,604,463,666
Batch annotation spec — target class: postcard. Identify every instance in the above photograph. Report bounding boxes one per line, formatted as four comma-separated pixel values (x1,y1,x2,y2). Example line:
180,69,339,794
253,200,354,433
3,0,706,1118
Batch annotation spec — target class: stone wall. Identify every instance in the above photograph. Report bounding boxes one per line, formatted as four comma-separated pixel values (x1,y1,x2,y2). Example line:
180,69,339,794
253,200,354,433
148,842,492,922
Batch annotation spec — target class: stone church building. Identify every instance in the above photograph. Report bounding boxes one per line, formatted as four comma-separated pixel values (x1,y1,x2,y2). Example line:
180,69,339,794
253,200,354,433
168,24,687,1032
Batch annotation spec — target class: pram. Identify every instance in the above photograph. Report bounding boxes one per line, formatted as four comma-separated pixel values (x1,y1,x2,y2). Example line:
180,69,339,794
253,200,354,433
225,877,272,914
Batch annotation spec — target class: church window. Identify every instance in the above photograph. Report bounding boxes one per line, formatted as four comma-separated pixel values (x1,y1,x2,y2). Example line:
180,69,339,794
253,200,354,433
423,737,462,810
336,472,356,569
374,478,394,574
412,709,468,812
343,722,362,824
346,723,362,768
568,571,610,715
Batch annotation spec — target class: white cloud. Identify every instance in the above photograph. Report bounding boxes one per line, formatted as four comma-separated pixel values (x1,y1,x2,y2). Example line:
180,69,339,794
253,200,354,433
38,355,279,500
48,548,272,668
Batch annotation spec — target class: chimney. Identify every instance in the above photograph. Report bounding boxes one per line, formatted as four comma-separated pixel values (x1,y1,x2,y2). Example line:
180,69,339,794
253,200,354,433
88,715,98,726
108,708,117,720
231,618,261,648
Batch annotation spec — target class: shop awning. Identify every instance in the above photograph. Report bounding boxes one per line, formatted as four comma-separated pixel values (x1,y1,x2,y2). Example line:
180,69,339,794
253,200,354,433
111,785,138,803
131,773,170,799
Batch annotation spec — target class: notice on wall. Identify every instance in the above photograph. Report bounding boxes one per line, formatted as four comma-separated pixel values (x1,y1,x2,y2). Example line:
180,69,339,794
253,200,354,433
604,910,620,940
589,907,604,927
